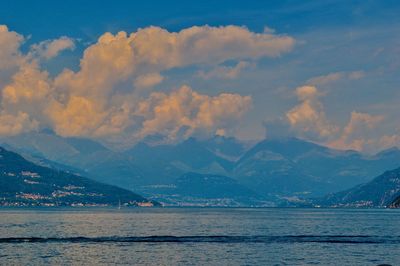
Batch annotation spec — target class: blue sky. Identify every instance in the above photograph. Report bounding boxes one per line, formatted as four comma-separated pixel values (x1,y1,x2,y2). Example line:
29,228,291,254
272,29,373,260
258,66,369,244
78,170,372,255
3,1,399,36
0,0,399,152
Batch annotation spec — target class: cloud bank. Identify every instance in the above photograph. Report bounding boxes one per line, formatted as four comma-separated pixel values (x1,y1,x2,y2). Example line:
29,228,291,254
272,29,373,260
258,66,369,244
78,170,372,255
265,84,398,152
0,24,294,143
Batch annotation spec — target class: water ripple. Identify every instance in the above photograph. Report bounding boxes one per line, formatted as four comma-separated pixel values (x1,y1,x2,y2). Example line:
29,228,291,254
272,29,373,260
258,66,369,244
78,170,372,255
1,235,399,244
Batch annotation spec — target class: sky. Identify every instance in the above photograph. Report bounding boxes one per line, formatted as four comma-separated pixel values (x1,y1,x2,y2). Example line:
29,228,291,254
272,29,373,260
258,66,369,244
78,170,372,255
0,0,399,152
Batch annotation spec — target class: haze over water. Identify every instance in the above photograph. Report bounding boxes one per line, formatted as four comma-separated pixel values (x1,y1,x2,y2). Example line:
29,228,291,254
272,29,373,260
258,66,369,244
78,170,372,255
0,208,399,265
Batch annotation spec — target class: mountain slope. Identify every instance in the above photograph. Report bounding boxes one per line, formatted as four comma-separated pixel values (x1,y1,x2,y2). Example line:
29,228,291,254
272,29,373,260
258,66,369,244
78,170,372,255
1,132,145,189
0,147,155,207
198,135,251,161
127,137,235,172
316,167,400,207
234,138,400,197
124,137,239,188
390,195,400,208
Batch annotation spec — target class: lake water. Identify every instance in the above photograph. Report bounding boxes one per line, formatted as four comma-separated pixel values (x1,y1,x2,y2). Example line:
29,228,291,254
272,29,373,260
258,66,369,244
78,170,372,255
0,208,399,265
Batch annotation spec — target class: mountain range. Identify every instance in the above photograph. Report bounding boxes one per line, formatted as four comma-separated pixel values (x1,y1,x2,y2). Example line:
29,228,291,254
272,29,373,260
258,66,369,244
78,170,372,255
2,132,400,206
314,167,400,208
0,146,156,207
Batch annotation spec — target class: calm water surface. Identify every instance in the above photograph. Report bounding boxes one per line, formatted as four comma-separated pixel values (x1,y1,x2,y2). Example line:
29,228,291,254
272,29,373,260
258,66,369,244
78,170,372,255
0,208,399,265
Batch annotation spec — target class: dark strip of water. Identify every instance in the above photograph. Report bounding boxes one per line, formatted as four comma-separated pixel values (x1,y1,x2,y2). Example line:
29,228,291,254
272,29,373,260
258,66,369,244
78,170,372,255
0,235,399,244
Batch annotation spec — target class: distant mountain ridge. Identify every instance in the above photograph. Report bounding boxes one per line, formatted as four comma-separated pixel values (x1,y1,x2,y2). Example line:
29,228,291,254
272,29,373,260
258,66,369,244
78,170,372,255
232,137,400,199
2,132,400,206
0,146,156,207
314,167,400,207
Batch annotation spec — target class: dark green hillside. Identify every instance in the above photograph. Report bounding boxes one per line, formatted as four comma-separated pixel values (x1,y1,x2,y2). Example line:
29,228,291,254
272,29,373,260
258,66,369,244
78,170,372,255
0,147,156,207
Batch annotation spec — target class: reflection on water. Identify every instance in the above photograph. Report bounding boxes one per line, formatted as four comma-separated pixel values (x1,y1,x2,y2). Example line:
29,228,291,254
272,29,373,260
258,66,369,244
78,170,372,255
0,208,399,265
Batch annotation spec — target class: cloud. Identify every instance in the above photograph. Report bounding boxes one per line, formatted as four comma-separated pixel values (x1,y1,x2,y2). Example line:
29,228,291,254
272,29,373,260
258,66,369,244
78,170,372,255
0,24,394,151
377,134,400,150
0,111,38,136
0,25,75,135
135,85,252,140
280,85,388,152
261,70,393,152
53,31,135,101
46,95,107,137
348,70,365,80
281,84,396,152
328,112,384,151
307,72,344,86
134,72,164,89
2,62,51,105
263,85,339,141
286,85,338,140
30,36,75,59
53,25,294,103
0,60,52,136
0,25,24,71
129,25,295,68
294,85,319,100
306,71,366,86
50,25,284,139
1,25,278,141
0,25,25,90
197,61,251,80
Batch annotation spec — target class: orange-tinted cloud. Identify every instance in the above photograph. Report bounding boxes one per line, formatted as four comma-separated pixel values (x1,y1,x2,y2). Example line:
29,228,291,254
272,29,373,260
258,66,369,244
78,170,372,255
1,25,277,140
328,112,384,151
135,85,252,140
0,25,23,71
30,36,75,60
286,86,338,139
